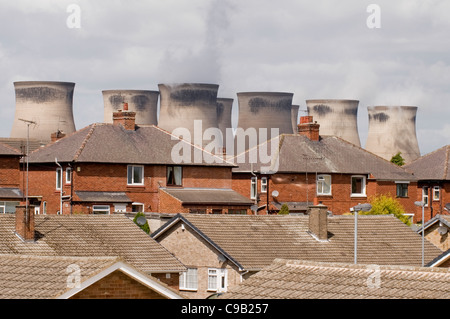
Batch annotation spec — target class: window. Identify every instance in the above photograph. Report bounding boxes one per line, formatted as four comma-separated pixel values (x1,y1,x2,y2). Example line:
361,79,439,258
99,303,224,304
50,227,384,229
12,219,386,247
43,201,47,215
127,165,144,185
422,187,429,207
212,209,222,214
228,209,247,215
396,183,409,198
132,203,144,213
179,268,198,290
167,166,182,186
65,167,72,184
114,203,127,213
56,168,62,190
251,176,257,199
189,208,206,214
433,186,440,201
261,177,267,193
208,268,227,292
92,205,110,214
351,176,366,197
317,175,331,195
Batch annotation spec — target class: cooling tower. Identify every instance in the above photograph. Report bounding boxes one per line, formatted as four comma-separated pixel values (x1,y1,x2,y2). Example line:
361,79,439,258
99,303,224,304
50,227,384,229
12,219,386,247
236,92,294,150
216,98,233,154
291,104,299,133
365,106,421,163
157,83,220,149
10,81,76,143
305,99,361,146
102,90,159,125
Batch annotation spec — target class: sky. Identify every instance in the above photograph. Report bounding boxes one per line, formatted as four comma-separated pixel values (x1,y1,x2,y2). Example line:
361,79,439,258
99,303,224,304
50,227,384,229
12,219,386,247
0,0,449,156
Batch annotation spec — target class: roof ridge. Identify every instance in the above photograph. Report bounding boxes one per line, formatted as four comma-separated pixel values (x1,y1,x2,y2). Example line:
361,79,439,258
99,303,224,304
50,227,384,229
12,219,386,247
444,145,450,179
73,123,98,162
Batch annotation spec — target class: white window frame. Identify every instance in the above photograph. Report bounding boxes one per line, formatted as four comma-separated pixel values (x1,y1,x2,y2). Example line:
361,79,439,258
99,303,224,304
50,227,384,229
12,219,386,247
127,165,144,186
92,205,110,214
65,167,72,184
422,187,429,207
179,268,198,291
251,176,257,199
317,174,332,196
207,268,228,292
261,177,267,193
433,186,440,201
351,175,366,197
56,167,62,190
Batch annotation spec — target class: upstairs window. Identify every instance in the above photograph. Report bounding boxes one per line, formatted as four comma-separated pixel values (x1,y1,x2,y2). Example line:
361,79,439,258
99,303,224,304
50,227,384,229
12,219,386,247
433,186,440,201
250,176,257,199
422,187,429,207
180,268,198,291
127,165,144,185
56,168,62,190
261,177,267,193
65,167,72,184
351,176,366,197
317,175,332,195
396,182,409,198
167,166,182,186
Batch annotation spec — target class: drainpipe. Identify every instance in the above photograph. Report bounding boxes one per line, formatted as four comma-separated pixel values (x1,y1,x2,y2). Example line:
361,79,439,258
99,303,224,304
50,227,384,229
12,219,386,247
55,158,63,215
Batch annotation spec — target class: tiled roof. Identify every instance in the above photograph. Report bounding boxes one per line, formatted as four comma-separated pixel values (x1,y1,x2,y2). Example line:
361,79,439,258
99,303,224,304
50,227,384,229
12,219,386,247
27,123,234,166
75,191,132,203
219,258,450,299
232,134,415,181
0,254,120,299
0,214,185,273
0,188,23,199
0,141,23,156
153,214,443,270
404,145,450,180
160,188,254,205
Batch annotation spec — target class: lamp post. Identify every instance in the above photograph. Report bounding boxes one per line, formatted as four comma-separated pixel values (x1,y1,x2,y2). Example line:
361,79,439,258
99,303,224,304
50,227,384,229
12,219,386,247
415,201,425,267
352,203,372,264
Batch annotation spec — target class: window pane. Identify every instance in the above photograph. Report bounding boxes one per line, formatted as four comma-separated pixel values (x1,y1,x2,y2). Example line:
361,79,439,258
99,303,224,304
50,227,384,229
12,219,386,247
127,166,133,184
134,166,143,184
208,269,217,290
56,168,62,189
174,166,182,185
186,268,197,289
352,177,364,194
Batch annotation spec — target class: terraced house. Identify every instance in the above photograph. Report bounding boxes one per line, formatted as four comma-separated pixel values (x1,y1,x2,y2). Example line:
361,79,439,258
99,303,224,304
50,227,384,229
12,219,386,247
24,109,252,215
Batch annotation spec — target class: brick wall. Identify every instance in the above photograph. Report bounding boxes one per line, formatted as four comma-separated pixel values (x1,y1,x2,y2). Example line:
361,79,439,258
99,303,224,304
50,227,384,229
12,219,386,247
0,156,21,187
69,270,169,299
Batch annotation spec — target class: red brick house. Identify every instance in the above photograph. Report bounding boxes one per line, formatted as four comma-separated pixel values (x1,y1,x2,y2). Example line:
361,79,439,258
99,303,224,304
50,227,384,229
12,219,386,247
25,110,251,215
404,145,450,223
231,116,418,219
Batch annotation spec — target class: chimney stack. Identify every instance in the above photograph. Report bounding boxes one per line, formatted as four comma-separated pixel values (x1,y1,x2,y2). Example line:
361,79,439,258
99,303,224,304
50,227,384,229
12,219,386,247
308,204,328,241
15,203,35,242
112,109,136,130
298,116,320,141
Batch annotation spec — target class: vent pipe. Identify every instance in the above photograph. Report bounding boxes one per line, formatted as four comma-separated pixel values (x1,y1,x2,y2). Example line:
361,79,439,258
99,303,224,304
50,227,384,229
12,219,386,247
10,81,76,143
306,99,360,147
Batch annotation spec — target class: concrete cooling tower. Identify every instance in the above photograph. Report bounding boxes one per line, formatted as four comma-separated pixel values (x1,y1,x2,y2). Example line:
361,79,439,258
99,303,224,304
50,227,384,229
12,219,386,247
365,106,421,163
291,104,299,133
216,98,233,154
10,81,76,143
305,99,361,147
236,92,294,151
102,90,159,125
157,83,220,149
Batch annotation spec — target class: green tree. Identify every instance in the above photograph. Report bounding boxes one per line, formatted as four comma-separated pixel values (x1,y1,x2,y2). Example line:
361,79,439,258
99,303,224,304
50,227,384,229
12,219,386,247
360,194,411,226
278,203,290,215
133,212,150,234
390,152,405,166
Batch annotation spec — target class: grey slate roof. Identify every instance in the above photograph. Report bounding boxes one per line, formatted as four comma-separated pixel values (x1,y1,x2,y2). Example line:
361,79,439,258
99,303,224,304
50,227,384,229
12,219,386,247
160,188,254,205
219,258,450,299
232,134,415,181
27,123,234,166
0,188,23,199
404,145,450,180
152,214,443,271
0,141,22,156
75,191,131,203
0,214,185,273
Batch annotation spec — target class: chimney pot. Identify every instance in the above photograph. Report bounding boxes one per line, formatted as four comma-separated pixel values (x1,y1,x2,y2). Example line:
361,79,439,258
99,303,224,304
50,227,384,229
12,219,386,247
15,204,35,242
308,204,328,241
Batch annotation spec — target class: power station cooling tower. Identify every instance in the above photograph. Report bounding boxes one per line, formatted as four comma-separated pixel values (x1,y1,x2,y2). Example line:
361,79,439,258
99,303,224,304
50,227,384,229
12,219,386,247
102,90,159,125
216,98,233,154
291,104,300,133
10,81,76,143
305,99,361,147
236,92,294,151
157,83,220,149
365,106,421,163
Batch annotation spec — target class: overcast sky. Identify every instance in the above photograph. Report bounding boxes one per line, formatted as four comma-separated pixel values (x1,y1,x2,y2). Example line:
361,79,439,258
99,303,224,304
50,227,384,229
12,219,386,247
0,0,449,156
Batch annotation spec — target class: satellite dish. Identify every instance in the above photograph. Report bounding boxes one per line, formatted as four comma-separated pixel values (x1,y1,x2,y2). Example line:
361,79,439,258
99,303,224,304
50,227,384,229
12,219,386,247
438,226,448,236
136,215,147,226
272,190,279,198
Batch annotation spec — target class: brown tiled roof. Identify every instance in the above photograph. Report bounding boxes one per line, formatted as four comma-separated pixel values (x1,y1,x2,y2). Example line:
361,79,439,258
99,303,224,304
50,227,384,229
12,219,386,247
153,214,442,270
27,123,234,166
0,214,185,273
404,145,450,180
232,134,415,181
160,188,254,205
219,258,450,299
